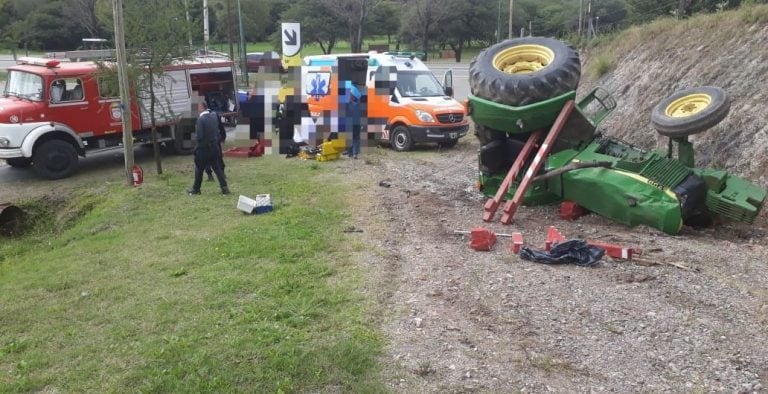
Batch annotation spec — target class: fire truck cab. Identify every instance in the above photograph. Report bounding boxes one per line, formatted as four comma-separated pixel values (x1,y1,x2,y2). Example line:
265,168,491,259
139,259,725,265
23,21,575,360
0,56,236,179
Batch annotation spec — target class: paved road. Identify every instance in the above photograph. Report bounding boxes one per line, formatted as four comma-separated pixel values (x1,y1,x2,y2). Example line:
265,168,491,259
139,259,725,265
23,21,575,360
0,54,16,71
426,62,470,101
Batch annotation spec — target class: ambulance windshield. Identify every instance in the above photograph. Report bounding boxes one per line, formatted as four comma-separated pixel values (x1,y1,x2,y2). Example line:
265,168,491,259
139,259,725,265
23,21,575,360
396,71,445,97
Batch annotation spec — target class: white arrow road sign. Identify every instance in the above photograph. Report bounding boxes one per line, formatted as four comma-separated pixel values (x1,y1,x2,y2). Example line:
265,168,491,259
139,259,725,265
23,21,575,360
281,22,301,57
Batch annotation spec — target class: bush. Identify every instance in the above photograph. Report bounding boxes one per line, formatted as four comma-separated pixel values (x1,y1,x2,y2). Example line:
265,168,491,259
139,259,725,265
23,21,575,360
590,54,615,78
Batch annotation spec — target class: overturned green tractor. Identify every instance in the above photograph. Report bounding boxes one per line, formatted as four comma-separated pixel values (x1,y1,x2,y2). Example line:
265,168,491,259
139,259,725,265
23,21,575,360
468,37,765,235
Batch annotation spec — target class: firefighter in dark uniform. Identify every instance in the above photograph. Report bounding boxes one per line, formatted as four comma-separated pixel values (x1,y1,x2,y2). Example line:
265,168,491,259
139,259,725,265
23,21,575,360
187,102,230,195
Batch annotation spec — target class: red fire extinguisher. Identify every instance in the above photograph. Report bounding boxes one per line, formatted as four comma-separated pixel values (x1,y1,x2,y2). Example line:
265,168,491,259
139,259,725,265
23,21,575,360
132,165,143,186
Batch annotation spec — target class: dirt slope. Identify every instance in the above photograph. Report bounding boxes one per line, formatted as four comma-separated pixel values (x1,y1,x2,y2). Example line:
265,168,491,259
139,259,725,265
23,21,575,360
579,7,768,195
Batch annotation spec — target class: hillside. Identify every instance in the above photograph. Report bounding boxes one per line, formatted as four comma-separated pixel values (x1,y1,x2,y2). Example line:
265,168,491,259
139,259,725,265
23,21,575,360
579,5,768,191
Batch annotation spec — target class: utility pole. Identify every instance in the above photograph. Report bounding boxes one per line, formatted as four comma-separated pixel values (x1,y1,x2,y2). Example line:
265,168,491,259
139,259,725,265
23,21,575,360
508,0,513,40
203,0,209,52
496,0,502,42
237,0,247,87
185,0,192,48
112,0,134,186
578,0,583,38
227,0,234,62
587,0,594,40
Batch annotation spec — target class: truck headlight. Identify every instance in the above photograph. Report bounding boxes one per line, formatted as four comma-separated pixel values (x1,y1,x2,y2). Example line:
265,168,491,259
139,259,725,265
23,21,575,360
0,137,9,147
415,110,434,123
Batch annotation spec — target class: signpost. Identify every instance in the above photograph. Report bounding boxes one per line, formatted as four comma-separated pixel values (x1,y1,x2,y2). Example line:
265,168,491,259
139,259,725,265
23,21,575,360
281,22,301,68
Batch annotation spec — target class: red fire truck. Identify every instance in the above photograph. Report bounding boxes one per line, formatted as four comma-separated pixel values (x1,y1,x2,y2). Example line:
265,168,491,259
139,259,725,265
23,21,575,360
0,56,236,179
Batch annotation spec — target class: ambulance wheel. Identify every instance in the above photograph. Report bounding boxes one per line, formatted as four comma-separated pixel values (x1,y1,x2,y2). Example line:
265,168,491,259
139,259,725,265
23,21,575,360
651,86,730,138
33,140,79,180
475,123,507,145
5,158,32,168
391,125,413,152
469,36,580,106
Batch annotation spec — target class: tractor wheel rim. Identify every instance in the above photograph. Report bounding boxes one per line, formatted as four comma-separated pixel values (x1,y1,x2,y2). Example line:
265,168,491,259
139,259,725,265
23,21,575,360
665,93,712,118
492,44,555,74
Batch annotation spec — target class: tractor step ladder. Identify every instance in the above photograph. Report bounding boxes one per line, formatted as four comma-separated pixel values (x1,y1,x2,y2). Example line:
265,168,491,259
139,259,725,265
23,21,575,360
482,130,543,222
500,100,576,225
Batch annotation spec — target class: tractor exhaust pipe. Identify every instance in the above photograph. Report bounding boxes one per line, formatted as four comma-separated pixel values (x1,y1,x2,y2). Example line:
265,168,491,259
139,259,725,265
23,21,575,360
0,203,25,237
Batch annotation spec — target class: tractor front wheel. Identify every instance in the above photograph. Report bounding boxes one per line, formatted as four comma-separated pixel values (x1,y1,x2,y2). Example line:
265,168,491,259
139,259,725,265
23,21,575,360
651,86,730,138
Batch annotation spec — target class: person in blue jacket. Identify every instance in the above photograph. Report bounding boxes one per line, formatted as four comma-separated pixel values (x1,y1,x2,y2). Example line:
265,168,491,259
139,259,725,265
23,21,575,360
343,80,363,159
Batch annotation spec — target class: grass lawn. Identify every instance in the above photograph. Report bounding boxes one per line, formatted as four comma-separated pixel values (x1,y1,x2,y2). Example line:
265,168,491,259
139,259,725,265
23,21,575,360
0,154,383,392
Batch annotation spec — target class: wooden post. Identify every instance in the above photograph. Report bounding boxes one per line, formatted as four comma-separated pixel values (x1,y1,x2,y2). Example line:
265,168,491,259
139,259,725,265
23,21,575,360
112,0,134,186
508,0,513,40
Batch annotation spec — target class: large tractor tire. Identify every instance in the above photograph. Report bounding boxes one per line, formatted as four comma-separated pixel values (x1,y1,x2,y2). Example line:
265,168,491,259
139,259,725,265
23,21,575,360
469,36,581,106
651,86,730,138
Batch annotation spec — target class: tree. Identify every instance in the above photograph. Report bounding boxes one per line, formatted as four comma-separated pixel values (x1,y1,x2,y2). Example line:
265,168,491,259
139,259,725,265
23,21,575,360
368,0,401,44
63,0,104,39
436,0,495,62
319,0,383,53
276,0,346,54
626,0,675,23
8,1,90,50
106,0,194,175
400,0,450,60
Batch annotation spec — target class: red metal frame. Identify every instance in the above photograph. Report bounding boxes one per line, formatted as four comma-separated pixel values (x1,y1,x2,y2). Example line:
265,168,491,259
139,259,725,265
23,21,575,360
500,100,575,225
482,130,543,222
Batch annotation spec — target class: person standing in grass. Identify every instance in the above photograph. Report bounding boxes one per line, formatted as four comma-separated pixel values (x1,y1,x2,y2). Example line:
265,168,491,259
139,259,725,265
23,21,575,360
188,102,230,195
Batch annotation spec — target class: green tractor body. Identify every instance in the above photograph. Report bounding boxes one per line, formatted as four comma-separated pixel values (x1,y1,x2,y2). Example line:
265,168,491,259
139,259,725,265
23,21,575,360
470,87,766,235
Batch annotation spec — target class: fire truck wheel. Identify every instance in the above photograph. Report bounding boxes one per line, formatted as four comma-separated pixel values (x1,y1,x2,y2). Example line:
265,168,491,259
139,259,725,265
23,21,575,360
33,140,79,180
390,125,414,152
651,86,730,138
475,123,508,145
469,37,580,106
5,158,32,168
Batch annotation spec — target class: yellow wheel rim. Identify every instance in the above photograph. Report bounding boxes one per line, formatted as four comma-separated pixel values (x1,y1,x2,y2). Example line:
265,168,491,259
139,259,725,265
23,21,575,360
665,93,712,118
492,44,555,74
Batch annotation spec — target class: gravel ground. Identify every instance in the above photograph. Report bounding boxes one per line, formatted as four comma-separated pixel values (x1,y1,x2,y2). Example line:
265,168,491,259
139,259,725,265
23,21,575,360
2,134,766,392
336,135,768,393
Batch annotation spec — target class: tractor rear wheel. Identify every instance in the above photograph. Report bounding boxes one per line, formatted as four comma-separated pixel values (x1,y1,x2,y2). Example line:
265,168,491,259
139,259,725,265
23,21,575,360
469,36,581,106
651,86,730,138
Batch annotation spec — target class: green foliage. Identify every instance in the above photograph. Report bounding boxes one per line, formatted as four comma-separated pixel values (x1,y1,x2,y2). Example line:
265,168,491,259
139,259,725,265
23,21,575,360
279,0,346,54
590,53,616,78
740,2,768,22
0,155,384,391
626,0,674,23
